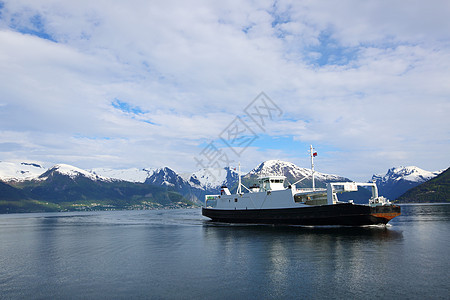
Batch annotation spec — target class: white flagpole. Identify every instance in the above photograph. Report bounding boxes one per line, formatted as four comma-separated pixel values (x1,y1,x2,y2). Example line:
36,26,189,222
310,145,315,191
238,162,241,194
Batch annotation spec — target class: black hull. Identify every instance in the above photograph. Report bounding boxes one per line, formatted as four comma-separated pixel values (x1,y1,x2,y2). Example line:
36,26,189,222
202,203,401,226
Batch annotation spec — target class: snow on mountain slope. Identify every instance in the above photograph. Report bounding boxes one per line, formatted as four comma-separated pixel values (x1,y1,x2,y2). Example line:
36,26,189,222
0,161,47,181
39,164,110,181
189,167,239,190
90,167,153,183
372,166,442,183
148,166,239,191
247,160,345,182
145,167,186,187
372,166,443,200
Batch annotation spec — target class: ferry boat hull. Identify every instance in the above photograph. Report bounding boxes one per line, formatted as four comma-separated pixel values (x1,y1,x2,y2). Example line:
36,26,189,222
202,203,401,226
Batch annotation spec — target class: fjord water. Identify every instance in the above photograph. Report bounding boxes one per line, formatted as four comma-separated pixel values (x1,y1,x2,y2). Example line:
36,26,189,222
0,205,449,299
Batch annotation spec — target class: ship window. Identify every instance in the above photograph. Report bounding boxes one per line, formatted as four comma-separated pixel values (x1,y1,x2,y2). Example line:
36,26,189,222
270,179,282,183
234,198,238,202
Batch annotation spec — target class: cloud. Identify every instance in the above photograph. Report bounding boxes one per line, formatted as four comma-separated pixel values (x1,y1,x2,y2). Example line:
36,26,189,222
0,0,449,179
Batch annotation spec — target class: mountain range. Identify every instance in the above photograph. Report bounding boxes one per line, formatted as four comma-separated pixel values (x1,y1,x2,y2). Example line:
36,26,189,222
0,163,195,213
0,160,446,213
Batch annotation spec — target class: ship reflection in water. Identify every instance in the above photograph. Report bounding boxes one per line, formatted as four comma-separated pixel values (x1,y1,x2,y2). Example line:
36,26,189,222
202,224,404,298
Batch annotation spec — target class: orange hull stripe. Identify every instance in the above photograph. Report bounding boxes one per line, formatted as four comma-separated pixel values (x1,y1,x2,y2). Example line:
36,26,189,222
371,213,401,221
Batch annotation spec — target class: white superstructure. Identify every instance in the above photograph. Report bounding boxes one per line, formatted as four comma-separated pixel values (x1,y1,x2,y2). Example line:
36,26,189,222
205,145,391,210
206,176,390,210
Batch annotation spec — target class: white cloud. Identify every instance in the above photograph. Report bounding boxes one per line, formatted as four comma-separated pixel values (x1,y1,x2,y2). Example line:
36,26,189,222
0,0,449,179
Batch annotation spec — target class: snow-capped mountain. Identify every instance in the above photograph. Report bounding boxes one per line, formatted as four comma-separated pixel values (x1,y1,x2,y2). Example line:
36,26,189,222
147,166,239,190
0,161,47,181
373,166,442,183
38,164,110,181
246,160,348,187
144,166,239,203
145,167,207,203
90,167,153,183
372,166,443,200
145,167,187,187
188,167,239,190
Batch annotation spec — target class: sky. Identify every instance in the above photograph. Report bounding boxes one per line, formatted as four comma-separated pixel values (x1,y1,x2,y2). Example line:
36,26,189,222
0,0,449,181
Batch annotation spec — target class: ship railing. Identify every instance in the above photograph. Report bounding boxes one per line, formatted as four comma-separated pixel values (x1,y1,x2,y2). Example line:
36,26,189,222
295,188,327,194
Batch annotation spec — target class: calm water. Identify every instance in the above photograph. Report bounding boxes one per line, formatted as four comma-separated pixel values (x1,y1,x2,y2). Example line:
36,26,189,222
0,204,449,299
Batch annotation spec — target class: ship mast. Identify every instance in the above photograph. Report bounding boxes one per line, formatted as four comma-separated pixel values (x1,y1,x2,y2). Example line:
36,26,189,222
310,145,315,191
237,162,242,194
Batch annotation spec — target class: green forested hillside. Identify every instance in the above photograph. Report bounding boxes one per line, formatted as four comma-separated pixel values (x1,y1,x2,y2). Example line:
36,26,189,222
0,181,26,200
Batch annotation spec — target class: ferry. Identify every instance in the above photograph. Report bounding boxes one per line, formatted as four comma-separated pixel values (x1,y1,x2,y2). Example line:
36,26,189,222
202,146,401,226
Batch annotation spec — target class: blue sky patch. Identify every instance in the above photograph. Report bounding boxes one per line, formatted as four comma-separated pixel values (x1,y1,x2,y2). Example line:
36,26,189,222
111,99,158,125
112,99,147,115
306,31,358,67
141,119,158,125
0,2,4,19
270,7,291,29
10,13,56,42
73,134,111,141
